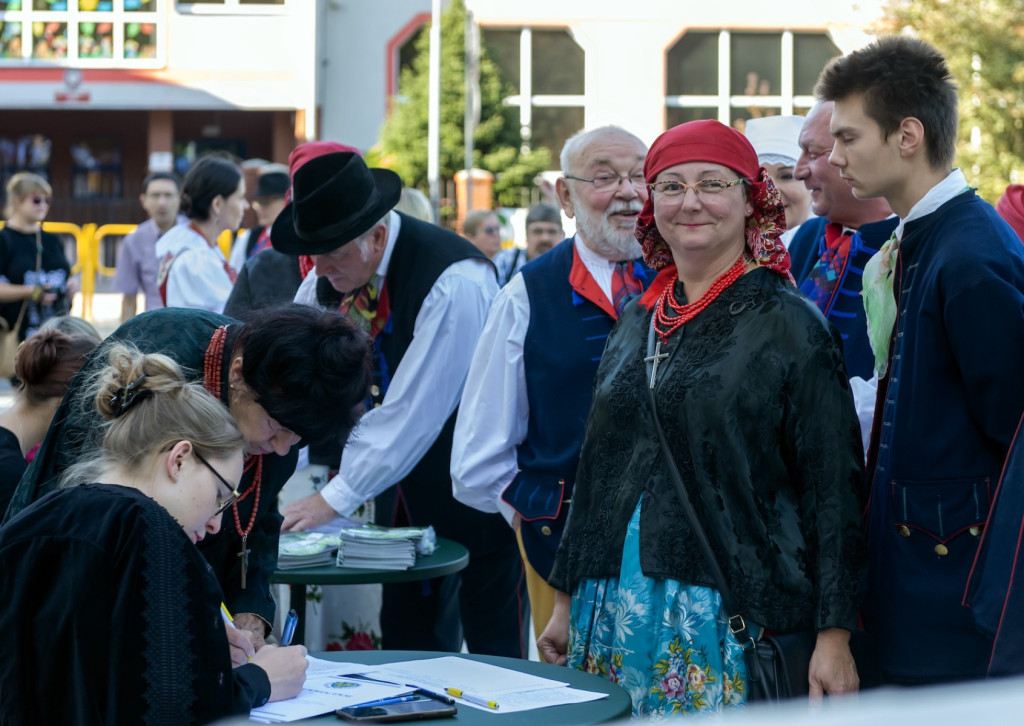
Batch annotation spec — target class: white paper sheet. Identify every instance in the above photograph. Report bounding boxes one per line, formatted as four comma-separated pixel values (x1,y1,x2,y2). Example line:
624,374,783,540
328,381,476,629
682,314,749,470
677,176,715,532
452,686,609,713
367,655,567,696
249,673,408,723
303,656,379,679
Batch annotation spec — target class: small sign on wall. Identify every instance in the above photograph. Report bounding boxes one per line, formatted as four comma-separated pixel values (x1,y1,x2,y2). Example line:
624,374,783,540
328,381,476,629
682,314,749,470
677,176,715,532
148,151,173,172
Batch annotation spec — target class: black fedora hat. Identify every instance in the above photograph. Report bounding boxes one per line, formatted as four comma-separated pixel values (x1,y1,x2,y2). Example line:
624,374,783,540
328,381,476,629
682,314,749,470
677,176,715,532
271,151,402,255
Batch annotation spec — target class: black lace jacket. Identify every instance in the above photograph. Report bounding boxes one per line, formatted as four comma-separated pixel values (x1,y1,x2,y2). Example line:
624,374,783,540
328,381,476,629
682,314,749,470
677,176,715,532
548,269,866,633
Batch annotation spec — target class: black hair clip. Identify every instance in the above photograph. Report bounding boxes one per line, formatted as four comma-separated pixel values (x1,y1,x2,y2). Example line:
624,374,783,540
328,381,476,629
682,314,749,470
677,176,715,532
110,374,153,417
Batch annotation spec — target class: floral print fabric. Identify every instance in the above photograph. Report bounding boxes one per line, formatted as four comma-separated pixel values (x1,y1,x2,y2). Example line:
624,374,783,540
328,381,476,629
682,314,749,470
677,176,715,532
568,498,752,717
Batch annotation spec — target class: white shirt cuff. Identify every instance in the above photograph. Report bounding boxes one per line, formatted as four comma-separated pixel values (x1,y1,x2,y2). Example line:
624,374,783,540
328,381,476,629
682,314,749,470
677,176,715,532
319,474,364,517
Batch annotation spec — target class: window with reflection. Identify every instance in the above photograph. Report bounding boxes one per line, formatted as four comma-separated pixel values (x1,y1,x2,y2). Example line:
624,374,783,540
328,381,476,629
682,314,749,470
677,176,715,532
481,26,584,159
395,23,427,99
666,30,840,128
0,134,51,198
71,137,122,199
173,139,246,177
532,29,583,95
0,0,162,62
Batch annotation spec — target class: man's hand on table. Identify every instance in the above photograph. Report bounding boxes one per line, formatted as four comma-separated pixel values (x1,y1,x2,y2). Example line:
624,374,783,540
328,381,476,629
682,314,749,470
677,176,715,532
281,492,338,531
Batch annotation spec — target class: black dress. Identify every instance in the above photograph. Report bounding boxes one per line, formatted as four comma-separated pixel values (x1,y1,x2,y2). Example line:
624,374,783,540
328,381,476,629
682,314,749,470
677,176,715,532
0,484,269,725
549,268,866,633
5,308,299,627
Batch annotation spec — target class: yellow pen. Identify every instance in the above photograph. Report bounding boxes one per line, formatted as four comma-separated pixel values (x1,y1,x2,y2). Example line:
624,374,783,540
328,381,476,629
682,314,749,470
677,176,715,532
220,602,253,662
220,602,236,627
445,687,499,710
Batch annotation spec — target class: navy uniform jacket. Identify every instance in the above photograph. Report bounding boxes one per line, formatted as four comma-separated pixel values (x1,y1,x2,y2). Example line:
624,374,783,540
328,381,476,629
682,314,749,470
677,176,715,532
793,217,897,380
864,190,1024,683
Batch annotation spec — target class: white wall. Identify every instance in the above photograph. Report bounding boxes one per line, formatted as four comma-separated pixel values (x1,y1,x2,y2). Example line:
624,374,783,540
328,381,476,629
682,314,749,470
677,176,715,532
314,1,886,153
318,0,433,151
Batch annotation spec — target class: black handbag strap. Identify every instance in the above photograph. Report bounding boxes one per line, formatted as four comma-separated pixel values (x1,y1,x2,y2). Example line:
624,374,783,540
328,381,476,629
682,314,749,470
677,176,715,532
11,230,42,331
644,319,768,684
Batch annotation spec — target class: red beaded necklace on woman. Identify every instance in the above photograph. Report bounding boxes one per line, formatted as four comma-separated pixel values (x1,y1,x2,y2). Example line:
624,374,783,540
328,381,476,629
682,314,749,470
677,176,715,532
653,254,749,344
203,324,262,589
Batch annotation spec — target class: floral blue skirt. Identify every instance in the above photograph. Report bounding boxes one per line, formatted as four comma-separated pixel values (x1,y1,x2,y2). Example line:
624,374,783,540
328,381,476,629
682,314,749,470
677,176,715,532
568,498,753,717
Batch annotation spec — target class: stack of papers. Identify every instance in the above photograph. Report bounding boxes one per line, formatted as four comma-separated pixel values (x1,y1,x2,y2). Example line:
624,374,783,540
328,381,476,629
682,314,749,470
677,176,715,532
249,655,610,722
337,525,434,570
277,532,340,569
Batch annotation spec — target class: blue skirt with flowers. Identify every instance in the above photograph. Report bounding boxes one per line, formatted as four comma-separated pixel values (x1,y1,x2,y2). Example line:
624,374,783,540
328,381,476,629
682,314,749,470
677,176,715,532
568,498,753,717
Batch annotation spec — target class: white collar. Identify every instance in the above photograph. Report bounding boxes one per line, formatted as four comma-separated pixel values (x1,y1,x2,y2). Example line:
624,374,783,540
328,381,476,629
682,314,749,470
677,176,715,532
894,168,968,240
573,234,619,269
375,210,401,277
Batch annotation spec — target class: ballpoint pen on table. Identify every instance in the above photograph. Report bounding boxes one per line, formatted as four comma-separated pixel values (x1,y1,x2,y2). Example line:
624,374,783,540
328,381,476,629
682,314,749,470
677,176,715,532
356,695,419,708
281,608,299,646
349,676,457,706
412,687,456,705
445,687,499,710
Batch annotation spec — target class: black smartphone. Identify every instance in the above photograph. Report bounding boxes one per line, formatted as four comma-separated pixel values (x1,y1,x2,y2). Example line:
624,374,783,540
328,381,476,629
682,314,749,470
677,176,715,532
336,698,458,722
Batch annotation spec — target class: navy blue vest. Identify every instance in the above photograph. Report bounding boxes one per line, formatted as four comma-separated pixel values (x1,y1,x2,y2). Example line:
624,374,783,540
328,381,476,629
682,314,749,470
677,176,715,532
501,237,651,578
798,217,896,381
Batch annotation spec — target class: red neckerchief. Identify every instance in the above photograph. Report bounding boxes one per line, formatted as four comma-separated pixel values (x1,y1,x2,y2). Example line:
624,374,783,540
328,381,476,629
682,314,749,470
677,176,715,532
568,243,617,318
638,266,678,311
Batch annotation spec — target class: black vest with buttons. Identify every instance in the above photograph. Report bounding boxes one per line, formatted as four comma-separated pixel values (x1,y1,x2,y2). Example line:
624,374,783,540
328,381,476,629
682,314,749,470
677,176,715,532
317,213,505,549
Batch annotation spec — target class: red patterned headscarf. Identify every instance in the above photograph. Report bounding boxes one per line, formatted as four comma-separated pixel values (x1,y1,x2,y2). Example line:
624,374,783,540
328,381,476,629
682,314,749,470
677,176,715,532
634,119,792,280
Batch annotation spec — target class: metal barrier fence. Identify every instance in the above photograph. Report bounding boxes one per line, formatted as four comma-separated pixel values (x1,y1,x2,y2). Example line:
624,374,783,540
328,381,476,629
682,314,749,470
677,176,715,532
0,221,235,322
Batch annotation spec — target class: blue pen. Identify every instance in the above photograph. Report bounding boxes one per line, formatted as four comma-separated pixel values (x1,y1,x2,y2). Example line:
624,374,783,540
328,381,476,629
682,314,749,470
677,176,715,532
281,608,299,646
358,695,419,708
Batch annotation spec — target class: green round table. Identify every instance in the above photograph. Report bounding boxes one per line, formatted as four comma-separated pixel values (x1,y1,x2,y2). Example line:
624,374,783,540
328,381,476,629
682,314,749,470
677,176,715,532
271,538,469,645
305,650,631,725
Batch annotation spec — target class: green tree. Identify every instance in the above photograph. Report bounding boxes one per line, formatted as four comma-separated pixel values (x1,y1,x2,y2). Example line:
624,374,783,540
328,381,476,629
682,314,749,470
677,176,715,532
366,0,549,210
882,0,1024,202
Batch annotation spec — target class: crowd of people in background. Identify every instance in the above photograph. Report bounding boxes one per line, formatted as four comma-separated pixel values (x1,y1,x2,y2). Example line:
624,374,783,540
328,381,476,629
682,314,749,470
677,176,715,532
3,33,1024,725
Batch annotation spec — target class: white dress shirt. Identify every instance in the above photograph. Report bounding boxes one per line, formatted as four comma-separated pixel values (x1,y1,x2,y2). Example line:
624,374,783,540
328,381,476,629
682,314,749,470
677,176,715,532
451,235,618,525
155,223,233,314
295,211,499,516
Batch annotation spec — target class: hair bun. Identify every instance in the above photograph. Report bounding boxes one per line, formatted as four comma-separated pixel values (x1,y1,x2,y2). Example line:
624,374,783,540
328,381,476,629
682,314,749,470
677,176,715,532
108,374,153,417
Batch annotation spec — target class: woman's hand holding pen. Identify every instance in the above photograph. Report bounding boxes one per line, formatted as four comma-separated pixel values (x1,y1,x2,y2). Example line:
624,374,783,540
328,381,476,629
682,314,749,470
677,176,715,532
252,644,309,702
225,625,256,667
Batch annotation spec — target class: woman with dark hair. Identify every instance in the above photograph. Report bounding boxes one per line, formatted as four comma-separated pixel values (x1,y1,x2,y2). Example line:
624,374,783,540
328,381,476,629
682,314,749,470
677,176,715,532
0,343,307,724
0,171,76,342
156,155,248,313
538,120,865,715
0,328,98,511
6,303,372,652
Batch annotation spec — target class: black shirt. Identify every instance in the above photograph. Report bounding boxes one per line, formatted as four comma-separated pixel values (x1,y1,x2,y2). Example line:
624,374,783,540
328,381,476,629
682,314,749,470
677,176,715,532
0,484,270,724
0,226,72,340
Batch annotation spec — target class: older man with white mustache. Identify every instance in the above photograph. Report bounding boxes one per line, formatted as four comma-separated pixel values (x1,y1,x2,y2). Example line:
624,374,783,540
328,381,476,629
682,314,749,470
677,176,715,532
452,126,654,650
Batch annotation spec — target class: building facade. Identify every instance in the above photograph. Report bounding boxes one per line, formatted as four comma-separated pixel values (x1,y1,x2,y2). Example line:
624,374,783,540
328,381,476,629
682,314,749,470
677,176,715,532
0,0,885,225
0,0,315,224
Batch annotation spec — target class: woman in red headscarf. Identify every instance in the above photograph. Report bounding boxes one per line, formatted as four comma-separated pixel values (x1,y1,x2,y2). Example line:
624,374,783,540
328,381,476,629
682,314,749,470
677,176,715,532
538,120,866,715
